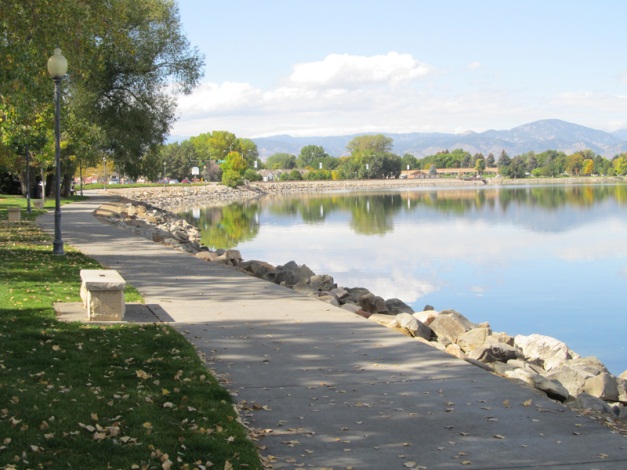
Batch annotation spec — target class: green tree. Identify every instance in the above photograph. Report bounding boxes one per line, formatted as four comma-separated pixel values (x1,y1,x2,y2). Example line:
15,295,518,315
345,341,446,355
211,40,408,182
346,134,393,155
401,153,419,170
613,155,627,176
266,153,297,169
220,151,247,187
565,153,584,175
298,145,328,168
509,156,527,178
475,157,486,175
1,0,204,183
581,158,594,176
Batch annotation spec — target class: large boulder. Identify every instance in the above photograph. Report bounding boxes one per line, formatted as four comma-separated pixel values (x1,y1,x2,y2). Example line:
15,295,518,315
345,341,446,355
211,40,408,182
357,292,389,314
504,369,569,402
569,393,616,415
618,378,627,404
583,372,619,401
413,310,438,326
456,327,492,353
308,274,336,292
546,364,595,397
385,298,414,315
467,336,518,364
514,334,578,371
263,261,313,286
214,249,243,266
239,260,276,278
428,310,475,345
195,251,218,262
395,313,432,340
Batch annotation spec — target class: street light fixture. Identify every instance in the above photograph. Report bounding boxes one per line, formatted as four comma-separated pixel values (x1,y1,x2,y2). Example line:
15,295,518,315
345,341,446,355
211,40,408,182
47,48,67,255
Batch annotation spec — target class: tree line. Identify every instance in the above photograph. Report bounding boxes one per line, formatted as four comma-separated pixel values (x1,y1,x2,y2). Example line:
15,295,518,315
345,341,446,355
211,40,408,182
160,131,627,187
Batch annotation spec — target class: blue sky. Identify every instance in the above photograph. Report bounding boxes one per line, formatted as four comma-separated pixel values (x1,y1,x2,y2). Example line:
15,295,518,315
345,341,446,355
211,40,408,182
171,0,627,139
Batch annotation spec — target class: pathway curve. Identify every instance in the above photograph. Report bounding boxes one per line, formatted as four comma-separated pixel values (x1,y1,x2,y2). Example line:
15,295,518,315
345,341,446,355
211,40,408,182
38,194,627,469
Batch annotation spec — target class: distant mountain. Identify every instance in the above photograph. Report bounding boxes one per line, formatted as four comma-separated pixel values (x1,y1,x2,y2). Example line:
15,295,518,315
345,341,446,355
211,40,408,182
252,119,627,160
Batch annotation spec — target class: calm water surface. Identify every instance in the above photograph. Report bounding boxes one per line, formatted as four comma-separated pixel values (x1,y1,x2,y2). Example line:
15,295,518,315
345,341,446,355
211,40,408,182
180,184,627,375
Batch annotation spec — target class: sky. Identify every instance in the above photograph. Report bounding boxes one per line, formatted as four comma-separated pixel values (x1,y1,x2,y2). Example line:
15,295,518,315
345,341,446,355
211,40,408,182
171,0,627,140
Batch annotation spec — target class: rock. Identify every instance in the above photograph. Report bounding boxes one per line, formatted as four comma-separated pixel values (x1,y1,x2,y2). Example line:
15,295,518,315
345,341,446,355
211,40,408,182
308,274,336,291
341,303,367,316
446,343,466,359
569,393,615,415
620,370,627,381
331,287,350,301
345,287,373,304
491,332,515,346
504,369,569,401
514,334,578,371
214,249,242,265
368,313,398,328
506,359,545,375
413,310,438,326
570,356,609,375
423,304,435,311
428,309,475,344
265,261,315,287
546,364,595,397
456,327,492,353
239,260,275,278
617,378,627,404
467,337,518,364
316,293,340,307
583,372,619,401
171,229,189,241
385,298,414,314
395,313,432,340
357,292,389,314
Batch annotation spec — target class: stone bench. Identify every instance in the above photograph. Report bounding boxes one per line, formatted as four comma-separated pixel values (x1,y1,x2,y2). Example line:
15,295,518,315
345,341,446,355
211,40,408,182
80,269,126,321
7,206,21,222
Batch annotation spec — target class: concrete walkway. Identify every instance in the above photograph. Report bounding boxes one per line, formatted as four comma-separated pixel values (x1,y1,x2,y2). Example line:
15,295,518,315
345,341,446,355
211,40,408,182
39,194,626,469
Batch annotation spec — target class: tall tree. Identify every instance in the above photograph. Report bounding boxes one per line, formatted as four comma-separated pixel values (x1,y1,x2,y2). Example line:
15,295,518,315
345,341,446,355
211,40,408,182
346,134,393,155
298,145,328,168
1,0,204,184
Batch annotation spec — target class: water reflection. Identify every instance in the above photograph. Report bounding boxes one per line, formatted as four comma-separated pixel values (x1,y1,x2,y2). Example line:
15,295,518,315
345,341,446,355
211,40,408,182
180,202,260,250
179,184,627,246
177,184,627,374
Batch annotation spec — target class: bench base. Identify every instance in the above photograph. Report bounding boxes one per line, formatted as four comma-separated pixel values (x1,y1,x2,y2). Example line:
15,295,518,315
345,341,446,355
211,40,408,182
80,269,126,321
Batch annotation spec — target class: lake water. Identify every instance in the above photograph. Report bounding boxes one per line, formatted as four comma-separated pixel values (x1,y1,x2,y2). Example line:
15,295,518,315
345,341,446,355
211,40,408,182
180,184,627,375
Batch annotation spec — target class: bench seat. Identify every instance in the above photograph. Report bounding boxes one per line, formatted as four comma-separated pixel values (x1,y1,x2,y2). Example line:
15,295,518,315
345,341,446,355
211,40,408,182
80,269,126,321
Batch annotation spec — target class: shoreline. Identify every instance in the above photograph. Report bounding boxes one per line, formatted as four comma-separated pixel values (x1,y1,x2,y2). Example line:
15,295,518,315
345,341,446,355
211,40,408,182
109,175,626,212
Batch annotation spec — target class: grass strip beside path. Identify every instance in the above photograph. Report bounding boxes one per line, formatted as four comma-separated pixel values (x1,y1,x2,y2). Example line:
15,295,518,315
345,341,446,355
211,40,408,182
0,202,262,469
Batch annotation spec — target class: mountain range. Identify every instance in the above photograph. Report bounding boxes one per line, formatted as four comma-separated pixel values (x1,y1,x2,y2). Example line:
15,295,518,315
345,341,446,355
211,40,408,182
252,119,627,160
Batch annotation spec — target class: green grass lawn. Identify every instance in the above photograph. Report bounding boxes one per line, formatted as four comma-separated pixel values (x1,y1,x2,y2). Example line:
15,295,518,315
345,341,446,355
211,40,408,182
0,199,262,469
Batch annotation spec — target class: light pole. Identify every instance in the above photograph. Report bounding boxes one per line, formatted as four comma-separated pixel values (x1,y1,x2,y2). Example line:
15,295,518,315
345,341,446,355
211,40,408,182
163,161,166,188
47,48,67,256
26,144,31,214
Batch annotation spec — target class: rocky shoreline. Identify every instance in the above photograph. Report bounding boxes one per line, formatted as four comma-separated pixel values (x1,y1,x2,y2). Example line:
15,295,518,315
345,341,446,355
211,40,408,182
101,178,627,434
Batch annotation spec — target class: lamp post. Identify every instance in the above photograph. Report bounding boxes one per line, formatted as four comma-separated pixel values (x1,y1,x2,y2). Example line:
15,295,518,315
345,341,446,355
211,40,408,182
47,48,67,255
26,144,31,214
163,161,166,188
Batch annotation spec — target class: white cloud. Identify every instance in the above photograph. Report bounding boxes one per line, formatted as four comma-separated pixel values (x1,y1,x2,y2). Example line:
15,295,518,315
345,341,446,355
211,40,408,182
171,51,626,139
467,61,482,70
288,52,433,89
176,81,262,116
